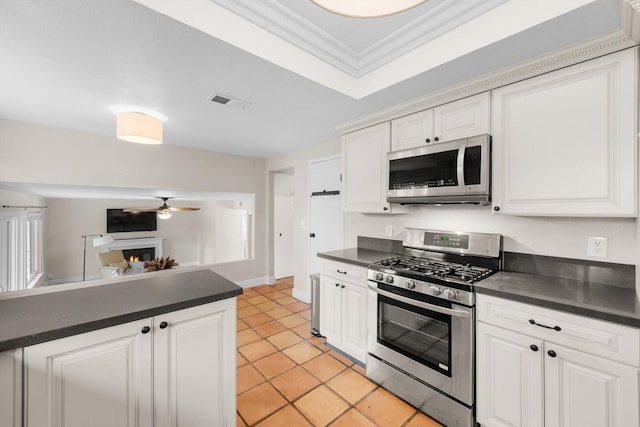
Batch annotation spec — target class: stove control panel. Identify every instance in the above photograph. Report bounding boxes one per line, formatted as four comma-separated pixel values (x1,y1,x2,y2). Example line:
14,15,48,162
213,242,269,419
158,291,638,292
424,232,469,249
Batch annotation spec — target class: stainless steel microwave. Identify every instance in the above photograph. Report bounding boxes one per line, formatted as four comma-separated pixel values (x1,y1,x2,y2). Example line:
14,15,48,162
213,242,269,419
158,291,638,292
387,134,491,205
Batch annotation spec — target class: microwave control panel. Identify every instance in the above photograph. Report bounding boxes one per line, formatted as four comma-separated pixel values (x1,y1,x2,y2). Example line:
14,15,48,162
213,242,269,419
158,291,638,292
424,232,470,249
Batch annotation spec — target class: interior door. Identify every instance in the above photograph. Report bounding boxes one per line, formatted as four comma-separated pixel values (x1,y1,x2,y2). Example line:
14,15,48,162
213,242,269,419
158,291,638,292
274,195,295,278
308,157,343,276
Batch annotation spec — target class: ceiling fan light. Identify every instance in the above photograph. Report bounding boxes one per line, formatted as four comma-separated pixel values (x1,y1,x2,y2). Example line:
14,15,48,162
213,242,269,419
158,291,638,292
311,0,428,18
116,112,163,145
157,209,172,220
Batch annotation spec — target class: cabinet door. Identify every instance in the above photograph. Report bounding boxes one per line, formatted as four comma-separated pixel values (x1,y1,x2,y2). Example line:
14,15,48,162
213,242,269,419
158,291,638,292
340,282,367,363
491,48,637,216
342,122,392,213
0,349,22,427
391,109,434,151
24,319,153,427
476,322,544,427
434,92,490,142
319,275,342,346
544,343,639,427
154,298,236,427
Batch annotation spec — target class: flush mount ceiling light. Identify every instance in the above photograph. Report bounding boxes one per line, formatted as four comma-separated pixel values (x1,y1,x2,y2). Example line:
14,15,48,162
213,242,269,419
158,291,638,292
109,105,168,145
311,0,428,18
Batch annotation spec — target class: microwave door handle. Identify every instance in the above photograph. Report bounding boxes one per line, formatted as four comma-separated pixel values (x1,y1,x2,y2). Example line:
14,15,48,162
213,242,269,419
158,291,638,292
457,143,466,187
367,282,470,318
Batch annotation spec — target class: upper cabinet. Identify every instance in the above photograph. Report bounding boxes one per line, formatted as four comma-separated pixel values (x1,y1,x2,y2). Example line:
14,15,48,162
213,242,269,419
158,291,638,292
391,92,490,151
343,122,395,213
491,48,637,217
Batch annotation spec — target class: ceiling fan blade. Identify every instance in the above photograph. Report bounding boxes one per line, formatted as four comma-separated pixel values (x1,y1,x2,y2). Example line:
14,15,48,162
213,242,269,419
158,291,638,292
167,207,201,211
123,207,162,213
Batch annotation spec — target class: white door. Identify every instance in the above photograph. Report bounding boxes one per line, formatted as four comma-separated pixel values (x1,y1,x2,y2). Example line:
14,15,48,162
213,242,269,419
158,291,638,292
24,319,153,427
274,195,295,279
544,343,639,427
308,157,343,276
154,299,236,427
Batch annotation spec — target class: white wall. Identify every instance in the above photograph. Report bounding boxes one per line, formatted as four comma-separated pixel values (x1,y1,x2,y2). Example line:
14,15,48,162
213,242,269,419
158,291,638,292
266,138,341,302
0,118,269,285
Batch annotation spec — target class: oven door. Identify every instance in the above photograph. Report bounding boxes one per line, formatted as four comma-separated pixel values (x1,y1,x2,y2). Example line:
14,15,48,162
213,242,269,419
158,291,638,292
367,281,474,405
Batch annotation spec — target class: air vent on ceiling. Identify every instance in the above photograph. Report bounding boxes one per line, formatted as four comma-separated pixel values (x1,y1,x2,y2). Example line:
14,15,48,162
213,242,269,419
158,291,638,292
207,93,251,110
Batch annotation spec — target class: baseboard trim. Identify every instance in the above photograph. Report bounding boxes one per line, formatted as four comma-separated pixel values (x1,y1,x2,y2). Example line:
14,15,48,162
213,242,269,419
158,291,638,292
292,288,311,304
236,276,276,288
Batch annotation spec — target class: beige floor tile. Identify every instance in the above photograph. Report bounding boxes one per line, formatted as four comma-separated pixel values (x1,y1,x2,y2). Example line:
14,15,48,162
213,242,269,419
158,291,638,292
284,301,310,313
252,285,276,294
356,388,415,426
281,288,294,296
303,353,347,382
256,404,312,427
282,341,323,365
270,366,321,402
247,295,270,305
237,318,249,332
298,308,312,320
265,306,294,320
237,364,265,394
237,328,262,347
294,385,349,427
352,364,366,376
240,289,260,299
237,299,251,309
237,306,261,318
239,339,278,362
237,352,248,368
253,352,296,379
291,322,313,338
326,369,376,405
253,320,289,338
275,296,298,305
327,349,354,367
329,409,376,427
254,301,280,312
405,411,444,427
310,339,332,353
278,313,307,328
237,382,288,426
267,330,303,350
274,283,293,291
243,312,274,327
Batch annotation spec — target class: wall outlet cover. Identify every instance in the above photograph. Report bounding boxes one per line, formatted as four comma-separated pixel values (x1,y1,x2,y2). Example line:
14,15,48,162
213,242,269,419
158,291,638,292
587,236,608,258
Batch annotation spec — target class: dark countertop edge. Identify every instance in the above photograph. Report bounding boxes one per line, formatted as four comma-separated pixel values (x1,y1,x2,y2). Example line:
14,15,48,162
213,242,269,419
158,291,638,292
317,248,395,267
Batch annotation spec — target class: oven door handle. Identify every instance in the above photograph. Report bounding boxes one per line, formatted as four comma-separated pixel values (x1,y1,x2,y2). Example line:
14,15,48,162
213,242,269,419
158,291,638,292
367,283,470,318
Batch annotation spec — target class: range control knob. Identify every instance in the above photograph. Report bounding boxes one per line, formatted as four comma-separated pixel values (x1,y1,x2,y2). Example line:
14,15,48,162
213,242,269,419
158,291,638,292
375,272,384,281
406,280,416,289
444,289,458,300
430,286,442,296
385,275,394,284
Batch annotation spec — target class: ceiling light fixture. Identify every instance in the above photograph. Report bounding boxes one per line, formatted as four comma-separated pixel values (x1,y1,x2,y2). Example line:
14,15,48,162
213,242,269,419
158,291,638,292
311,0,428,18
157,209,172,220
109,105,168,145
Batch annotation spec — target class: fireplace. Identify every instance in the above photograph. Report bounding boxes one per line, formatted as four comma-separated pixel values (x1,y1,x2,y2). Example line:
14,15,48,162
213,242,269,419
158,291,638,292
100,237,164,260
123,247,155,262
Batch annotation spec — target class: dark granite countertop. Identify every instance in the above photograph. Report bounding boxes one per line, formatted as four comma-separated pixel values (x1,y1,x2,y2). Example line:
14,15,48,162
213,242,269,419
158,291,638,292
476,271,640,328
0,268,242,351
317,247,397,268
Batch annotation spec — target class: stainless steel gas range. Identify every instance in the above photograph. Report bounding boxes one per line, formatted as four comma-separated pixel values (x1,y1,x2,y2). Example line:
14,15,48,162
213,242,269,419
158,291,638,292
366,228,502,427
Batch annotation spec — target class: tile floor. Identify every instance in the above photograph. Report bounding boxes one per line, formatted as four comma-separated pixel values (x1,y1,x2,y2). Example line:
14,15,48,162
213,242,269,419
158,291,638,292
236,277,443,427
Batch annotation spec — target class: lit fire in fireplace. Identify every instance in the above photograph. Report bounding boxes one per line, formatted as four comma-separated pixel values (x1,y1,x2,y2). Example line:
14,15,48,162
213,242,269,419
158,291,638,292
129,256,140,262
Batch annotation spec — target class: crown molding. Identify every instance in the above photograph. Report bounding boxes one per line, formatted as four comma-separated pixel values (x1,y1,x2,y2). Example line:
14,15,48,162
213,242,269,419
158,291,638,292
209,0,505,77
620,0,640,43
336,30,637,134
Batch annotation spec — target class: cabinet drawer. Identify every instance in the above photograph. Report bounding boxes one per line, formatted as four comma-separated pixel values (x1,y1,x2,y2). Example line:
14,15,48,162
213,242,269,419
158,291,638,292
322,259,367,283
477,294,640,366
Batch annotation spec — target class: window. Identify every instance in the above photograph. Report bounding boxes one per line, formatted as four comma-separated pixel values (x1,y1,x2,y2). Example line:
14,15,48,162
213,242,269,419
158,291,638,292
26,214,43,286
0,211,43,292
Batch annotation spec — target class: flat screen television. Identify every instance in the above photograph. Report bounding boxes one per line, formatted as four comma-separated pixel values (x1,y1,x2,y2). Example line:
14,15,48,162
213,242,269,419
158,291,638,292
107,209,157,233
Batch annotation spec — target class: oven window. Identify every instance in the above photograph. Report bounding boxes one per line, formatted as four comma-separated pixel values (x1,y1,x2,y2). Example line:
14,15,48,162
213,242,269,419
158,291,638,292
389,149,459,190
377,295,452,376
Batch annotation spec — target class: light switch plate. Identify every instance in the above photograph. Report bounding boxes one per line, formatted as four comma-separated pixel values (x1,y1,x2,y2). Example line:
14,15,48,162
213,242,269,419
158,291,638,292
385,225,393,237
587,236,608,258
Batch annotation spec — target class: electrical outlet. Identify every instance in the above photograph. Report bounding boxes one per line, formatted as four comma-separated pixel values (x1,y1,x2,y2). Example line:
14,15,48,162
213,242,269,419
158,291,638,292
385,225,393,237
587,236,608,258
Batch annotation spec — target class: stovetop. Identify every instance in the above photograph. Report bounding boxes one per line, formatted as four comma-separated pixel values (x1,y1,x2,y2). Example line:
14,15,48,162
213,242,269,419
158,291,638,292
372,255,496,285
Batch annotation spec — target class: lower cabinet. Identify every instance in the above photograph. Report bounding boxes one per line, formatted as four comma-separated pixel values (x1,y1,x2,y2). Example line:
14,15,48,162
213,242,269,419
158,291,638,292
0,349,22,427
319,274,367,363
23,298,236,427
477,296,640,427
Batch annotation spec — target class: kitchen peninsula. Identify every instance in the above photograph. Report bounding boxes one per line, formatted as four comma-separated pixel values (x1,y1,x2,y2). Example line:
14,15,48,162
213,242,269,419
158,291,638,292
0,268,242,427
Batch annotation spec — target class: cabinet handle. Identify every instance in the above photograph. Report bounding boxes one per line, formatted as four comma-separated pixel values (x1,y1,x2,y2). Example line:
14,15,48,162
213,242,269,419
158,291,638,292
383,207,388,211
335,283,340,287
141,326,151,334
529,319,561,331
341,285,345,289
547,350,557,358
529,344,539,352
336,269,347,275
434,136,439,142
159,321,168,329
425,138,431,143
493,206,500,212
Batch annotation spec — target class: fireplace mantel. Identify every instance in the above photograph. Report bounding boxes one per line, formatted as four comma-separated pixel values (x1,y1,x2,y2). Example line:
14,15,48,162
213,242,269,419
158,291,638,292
101,237,164,258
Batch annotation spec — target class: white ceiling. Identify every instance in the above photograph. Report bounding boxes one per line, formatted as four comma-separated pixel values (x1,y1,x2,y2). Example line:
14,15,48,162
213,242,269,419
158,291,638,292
0,0,623,159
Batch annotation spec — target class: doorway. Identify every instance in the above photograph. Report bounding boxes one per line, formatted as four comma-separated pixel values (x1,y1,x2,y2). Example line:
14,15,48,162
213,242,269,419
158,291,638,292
273,170,295,279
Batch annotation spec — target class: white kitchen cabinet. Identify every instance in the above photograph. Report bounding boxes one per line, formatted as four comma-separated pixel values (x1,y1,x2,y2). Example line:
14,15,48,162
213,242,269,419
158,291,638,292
390,92,490,151
477,294,640,427
491,48,637,216
0,349,22,427
319,260,368,363
24,299,236,427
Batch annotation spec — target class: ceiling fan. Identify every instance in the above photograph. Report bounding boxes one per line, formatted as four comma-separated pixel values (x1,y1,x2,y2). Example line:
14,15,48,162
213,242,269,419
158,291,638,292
123,197,200,219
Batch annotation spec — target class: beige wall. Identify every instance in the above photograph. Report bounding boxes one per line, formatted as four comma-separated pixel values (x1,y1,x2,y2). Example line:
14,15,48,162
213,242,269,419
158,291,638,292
0,118,268,285
266,138,341,302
